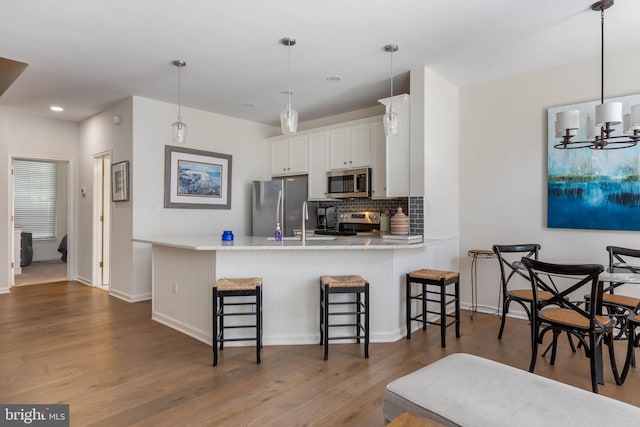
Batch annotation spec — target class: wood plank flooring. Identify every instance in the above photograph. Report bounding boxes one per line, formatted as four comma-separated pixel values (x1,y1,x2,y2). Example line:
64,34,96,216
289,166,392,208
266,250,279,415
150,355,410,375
1,281,640,426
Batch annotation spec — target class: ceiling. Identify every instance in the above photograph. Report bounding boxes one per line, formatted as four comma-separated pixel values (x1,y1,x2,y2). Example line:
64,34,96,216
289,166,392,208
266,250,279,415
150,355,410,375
2,0,640,127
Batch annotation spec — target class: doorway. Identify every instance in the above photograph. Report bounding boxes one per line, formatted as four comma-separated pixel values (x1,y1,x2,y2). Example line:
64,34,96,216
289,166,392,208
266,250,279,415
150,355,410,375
10,157,71,287
93,154,111,291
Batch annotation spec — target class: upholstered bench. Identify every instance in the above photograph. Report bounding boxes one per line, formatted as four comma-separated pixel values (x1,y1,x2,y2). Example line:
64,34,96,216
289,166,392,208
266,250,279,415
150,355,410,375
384,353,640,426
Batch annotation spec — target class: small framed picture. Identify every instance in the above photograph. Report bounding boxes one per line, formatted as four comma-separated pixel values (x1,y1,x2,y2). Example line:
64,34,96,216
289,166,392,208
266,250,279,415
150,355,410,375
111,160,130,202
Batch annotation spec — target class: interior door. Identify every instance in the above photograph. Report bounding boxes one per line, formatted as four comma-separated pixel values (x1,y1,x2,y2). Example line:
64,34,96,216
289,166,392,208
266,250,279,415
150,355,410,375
94,155,111,289
102,156,111,287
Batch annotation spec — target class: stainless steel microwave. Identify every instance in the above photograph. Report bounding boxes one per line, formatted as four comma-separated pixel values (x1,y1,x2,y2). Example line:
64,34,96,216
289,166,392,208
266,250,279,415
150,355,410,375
326,167,371,198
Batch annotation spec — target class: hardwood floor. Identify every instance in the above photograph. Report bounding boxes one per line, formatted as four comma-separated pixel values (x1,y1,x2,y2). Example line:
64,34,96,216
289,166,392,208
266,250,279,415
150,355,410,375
1,282,639,426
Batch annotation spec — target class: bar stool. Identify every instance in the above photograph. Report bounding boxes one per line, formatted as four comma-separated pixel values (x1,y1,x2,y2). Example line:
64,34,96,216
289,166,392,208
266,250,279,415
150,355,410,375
406,269,460,348
319,275,369,360
212,277,262,366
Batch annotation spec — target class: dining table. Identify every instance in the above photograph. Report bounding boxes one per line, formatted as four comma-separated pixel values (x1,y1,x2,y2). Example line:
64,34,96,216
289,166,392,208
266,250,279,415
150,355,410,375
595,271,640,384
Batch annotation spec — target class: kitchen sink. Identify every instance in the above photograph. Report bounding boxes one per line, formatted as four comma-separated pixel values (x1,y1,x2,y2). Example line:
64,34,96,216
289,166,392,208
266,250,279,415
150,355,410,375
266,236,337,241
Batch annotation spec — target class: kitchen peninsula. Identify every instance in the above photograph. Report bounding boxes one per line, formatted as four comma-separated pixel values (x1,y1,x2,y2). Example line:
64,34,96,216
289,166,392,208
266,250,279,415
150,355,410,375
133,234,448,347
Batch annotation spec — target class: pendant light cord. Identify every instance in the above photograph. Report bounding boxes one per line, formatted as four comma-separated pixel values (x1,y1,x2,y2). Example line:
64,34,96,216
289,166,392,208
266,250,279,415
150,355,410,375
287,39,292,108
389,46,394,112
178,64,182,121
600,7,604,105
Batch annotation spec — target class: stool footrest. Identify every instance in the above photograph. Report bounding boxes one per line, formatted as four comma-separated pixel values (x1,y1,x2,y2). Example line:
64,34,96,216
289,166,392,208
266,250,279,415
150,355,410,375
217,336,258,343
217,311,257,316
328,322,363,328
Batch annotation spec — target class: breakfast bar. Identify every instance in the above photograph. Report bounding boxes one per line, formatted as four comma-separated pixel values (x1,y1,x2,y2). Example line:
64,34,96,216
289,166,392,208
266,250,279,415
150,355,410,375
133,234,452,347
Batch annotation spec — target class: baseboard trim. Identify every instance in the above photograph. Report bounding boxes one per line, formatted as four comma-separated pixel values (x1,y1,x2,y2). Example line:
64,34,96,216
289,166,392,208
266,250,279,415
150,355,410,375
109,288,151,303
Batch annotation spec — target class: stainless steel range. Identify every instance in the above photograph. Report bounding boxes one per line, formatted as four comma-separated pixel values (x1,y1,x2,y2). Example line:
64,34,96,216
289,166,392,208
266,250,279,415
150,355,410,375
315,211,380,236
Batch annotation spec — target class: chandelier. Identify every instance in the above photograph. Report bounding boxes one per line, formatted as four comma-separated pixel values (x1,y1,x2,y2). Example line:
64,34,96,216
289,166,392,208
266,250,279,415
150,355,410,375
554,0,639,150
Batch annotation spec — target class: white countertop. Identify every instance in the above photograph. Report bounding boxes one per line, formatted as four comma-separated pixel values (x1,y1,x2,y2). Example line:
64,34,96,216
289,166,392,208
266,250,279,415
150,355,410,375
132,233,436,251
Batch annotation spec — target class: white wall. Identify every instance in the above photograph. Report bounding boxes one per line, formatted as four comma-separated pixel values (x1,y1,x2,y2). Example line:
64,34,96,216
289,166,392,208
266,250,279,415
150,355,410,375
459,47,640,315
0,111,9,292
408,67,461,274
79,98,134,294
424,68,460,240
131,97,277,300
0,109,80,292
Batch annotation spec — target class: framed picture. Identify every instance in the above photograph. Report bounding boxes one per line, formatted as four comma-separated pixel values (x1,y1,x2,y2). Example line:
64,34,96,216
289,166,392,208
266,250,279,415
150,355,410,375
164,145,232,209
547,93,640,231
111,160,130,202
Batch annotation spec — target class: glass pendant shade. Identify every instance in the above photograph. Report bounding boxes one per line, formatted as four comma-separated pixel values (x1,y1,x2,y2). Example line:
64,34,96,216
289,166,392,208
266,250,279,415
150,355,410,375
171,119,187,145
171,59,187,145
280,37,298,135
384,109,398,136
383,44,399,137
281,104,298,134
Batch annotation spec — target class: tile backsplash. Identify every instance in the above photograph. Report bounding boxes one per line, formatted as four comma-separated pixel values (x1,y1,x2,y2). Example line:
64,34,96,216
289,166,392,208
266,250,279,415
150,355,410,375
317,196,424,235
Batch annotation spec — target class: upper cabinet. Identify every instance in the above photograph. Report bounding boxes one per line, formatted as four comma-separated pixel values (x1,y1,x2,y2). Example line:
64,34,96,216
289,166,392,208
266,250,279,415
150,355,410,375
307,131,329,200
371,94,410,198
265,106,409,199
328,124,371,170
269,135,308,176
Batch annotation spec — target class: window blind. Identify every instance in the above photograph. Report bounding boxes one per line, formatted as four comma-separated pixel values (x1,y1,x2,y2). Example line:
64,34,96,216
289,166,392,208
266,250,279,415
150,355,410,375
13,159,57,240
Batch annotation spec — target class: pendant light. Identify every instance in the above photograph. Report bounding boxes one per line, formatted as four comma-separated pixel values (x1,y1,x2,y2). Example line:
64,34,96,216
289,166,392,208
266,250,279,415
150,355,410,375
171,60,187,145
280,37,298,134
384,44,399,136
554,1,639,150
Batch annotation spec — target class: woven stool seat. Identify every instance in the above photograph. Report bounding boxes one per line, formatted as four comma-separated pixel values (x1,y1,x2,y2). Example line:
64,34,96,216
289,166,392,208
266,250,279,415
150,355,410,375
216,277,262,291
406,268,460,348
408,269,459,281
320,275,367,287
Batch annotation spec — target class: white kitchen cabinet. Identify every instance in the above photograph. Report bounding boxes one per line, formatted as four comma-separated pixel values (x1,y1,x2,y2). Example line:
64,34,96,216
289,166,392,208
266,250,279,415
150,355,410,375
307,131,330,200
372,94,410,198
328,124,371,170
270,136,308,176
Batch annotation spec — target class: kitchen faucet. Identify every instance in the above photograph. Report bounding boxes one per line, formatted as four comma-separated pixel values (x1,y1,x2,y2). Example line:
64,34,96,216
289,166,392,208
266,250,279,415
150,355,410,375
302,200,309,244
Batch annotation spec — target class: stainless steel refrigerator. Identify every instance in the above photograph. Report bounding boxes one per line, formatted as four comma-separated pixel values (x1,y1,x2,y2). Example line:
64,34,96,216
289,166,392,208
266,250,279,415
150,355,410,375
252,176,309,237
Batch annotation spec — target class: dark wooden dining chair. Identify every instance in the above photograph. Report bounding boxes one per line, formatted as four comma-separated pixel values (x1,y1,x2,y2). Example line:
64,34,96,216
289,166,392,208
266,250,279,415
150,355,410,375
622,313,640,383
522,258,620,393
602,246,640,337
493,244,547,339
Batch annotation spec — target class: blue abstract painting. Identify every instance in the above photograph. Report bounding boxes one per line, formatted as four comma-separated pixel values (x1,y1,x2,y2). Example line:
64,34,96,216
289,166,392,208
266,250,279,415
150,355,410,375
177,160,222,198
547,94,640,231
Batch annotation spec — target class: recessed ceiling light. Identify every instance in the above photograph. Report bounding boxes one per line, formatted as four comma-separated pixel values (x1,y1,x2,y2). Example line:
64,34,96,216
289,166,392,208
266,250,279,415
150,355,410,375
50,106,64,112
326,76,341,82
